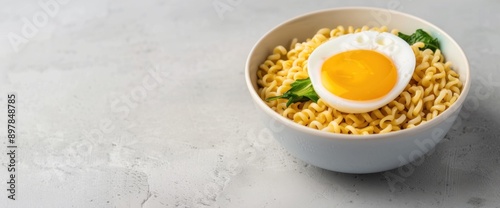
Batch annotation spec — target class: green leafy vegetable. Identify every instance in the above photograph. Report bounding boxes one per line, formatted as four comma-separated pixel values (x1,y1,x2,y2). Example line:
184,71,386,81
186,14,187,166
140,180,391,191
398,29,440,52
266,78,319,107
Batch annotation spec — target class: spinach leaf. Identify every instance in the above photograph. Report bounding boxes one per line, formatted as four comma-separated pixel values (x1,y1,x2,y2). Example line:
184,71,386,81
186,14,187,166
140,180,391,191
398,29,440,52
266,78,319,107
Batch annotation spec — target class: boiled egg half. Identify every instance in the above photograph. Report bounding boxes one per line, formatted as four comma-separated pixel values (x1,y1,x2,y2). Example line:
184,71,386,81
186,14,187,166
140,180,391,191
308,31,416,113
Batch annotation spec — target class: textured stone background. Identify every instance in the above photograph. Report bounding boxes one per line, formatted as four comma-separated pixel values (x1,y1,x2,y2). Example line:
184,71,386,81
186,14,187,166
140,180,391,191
0,0,500,207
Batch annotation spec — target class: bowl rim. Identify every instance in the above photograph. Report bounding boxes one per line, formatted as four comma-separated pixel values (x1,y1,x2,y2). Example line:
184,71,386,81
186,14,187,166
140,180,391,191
245,6,471,140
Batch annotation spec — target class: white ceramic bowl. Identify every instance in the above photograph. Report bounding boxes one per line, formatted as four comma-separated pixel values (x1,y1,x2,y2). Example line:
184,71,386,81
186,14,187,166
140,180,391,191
245,7,470,174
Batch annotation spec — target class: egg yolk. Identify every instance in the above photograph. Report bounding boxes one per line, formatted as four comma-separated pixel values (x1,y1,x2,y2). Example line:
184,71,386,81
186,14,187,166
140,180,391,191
321,49,397,101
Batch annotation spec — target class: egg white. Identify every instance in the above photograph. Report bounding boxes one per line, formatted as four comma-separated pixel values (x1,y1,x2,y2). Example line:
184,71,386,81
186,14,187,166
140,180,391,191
308,31,416,113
